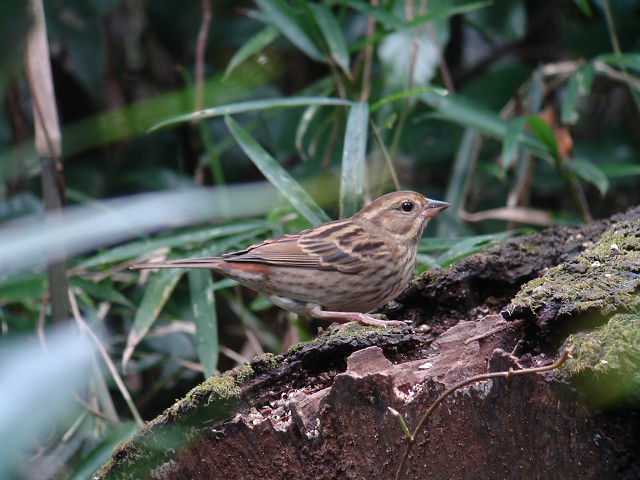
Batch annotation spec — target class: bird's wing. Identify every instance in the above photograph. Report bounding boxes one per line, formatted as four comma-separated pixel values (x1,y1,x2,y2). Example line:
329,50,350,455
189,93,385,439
223,234,320,268
223,220,390,274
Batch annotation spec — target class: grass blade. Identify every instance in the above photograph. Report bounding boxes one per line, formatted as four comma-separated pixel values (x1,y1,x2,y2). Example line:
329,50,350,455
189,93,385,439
502,117,528,171
437,232,513,266
225,25,279,78
561,63,595,124
340,101,368,218
123,269,184,369
255,0,324,62
188,270,218,378
311,3,351,76
151,96,352,131
420,91,552,160
67,422,138,480
225,115,331,225
566,158,610,197
79,221,269,268
370,86,447,113
438,128,480,237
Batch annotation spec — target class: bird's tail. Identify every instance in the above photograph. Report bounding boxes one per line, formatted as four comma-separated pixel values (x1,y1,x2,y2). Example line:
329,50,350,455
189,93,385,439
130,257,223,270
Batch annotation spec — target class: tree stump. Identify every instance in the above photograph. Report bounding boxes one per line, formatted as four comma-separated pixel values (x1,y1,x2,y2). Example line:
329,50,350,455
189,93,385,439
97,207,640,479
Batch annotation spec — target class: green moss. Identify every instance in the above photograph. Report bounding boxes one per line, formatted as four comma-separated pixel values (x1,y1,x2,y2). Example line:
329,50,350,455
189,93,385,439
559,313,640,406
252,352,280,370
327,322,377,339
509,220,640,317
233,363,254,383
285,338,315,355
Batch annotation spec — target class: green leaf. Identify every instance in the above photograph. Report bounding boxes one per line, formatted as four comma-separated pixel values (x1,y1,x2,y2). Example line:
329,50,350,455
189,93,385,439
0,273,46,302
599,163,640,178
502,117,528,171
67,422,139,480
561,63,595,124
295,104,322,162
255,0,324,62
407,1,493,26
310,3,351,76
219,289,280,351
79,221,269,268
150,96,352,131
225,26,279,78
123,269,184,368
573,0,592,17
525,115,559,160
189,270,218,378
338,0,405,29
225,115,331,225
419,91,552,160
340,101,368,218
596,53,640,72
370,86,448,113
437,232,513,266
565,158,610,197
415,253,440,269
69,276,134,308
439,128,480,237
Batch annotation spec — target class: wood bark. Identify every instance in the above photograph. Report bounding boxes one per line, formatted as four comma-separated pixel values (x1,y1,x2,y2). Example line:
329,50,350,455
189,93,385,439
97,206,640,479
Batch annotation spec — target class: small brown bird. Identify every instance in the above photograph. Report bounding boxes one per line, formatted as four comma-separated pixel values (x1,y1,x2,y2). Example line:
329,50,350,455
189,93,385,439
131,191,448,327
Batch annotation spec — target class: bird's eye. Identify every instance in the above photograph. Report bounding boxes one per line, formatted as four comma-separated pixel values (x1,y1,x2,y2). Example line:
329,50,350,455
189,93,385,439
400,201,414,213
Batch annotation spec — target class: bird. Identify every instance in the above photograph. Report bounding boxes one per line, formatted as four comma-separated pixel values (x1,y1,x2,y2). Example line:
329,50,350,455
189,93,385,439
131,191,448,327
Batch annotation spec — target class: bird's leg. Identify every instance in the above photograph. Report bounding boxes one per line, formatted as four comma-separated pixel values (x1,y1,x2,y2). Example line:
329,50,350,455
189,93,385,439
304,303,406,328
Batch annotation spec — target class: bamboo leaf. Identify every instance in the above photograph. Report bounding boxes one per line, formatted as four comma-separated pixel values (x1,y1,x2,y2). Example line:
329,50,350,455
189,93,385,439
370,86,447,113
420,91,552,159
502,117,528,171
150,97,352,131
573,0,592,17
310,3,351,76
189,270,218,378
340,101,368,218
596,53,640,72
225,26,279,78
225,115,331,225
526,115,559,160
561,63,595,124
67,422,139,480
565,158,610,197
255,0,324,62
123,269,184,369
337,0,405,29
437,232,512,266
69,277,134,308
79,221,269,268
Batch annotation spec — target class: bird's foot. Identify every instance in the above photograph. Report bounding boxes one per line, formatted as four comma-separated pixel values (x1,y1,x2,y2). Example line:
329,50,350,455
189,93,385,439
305,304,406,328
351,313,407,328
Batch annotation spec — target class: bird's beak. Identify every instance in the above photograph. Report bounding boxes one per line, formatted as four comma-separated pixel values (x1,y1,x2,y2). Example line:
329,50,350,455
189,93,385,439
421,199,449,219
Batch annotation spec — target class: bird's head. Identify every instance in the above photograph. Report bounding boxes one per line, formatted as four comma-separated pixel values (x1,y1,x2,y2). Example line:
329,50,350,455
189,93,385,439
353,191,449,243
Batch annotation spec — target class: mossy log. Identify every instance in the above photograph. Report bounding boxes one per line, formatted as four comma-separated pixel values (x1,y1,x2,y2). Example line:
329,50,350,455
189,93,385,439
97,207,640,479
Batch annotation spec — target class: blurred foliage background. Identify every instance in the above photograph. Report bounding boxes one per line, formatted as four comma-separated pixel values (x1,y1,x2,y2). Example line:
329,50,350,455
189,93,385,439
1,0,639,477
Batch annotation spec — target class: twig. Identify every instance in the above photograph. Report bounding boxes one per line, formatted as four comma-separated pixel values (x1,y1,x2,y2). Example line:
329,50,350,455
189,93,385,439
359,0,377,102
601,0,640,113
369,119,401,190
424,0,454,93
394,349,572,479
68,289,145,428
194,0,212,112
463,322,509,344
26,0,68,324
37,291,49,352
